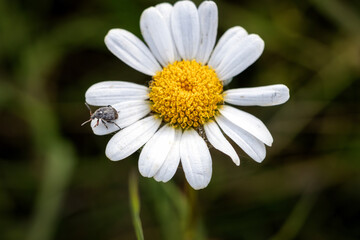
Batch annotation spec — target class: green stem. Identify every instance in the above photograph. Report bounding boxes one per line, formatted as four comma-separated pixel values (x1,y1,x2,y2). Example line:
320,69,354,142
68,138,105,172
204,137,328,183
184,183,200,240
129,170,145,240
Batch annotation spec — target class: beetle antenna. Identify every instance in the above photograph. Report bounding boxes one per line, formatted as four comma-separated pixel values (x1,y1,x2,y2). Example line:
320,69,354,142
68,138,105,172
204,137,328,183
85,102,92,115
81,119,92,126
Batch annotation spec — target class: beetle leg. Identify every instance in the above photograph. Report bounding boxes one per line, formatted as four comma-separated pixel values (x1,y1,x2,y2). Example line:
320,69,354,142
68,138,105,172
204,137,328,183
110,121,121,129
101,119,109,129
94,119,99,128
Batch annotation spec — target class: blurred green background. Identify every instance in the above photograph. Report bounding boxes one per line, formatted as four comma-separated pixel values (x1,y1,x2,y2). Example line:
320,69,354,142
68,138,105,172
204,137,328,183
0,0,359,239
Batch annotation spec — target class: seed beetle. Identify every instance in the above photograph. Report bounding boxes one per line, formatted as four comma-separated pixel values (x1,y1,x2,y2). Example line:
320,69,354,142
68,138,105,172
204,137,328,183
81,102,121,129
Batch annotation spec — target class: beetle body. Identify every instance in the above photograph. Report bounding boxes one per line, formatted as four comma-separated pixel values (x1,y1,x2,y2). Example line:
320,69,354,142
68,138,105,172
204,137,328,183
82,103,121,129
91,106,118,122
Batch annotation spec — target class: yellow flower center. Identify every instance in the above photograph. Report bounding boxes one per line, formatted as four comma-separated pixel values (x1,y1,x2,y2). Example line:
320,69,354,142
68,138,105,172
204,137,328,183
149,60,224,129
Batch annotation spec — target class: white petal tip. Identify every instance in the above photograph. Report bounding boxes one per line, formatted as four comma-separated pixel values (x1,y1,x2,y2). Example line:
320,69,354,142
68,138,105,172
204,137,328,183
249,34,265,51
266,139,273,147
105,149,119,161
279,85,290,104
199,1,217,10
254,155,266,163
104,29,120,43
190,183,209,190
139,169,152,178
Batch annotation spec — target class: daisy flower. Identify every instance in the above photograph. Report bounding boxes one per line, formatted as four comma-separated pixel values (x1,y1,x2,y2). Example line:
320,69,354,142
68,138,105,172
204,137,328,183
85,0,290,190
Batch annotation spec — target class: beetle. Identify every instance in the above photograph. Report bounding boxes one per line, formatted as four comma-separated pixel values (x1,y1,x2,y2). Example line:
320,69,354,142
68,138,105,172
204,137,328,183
81,102,121,129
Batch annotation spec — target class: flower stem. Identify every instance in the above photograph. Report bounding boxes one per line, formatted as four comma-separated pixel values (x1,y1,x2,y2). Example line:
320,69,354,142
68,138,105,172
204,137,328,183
184,183,201,240
129,169,145,240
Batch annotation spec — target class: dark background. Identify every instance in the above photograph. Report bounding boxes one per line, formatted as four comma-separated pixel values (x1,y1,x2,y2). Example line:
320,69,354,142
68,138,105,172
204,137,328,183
0,0,359,239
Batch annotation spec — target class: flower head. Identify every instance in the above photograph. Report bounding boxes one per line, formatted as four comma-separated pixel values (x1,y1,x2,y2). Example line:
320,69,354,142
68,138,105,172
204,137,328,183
85,0,290,190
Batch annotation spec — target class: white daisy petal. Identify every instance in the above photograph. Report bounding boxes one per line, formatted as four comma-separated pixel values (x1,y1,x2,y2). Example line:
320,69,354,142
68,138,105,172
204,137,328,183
105,116,161,161
105,29,162,76
215,34,265,80
85,81,149,106
216,115,266,163
219,105,273,146
139,125,176,178
204,120,240,166
171,1,200,60
154,128,182,182
224,84,290,106
208,26,248,70
155,3,173,26
155,3,181,61
114,100,151,128
196,1,218,64
180,128,212,190
140,7,176,66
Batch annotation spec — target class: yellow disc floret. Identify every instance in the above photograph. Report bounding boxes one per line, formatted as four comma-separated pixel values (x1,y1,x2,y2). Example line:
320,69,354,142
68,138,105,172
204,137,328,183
149,60,224,129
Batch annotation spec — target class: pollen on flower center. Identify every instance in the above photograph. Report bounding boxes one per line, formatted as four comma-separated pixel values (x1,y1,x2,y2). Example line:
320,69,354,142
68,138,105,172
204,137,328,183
149,60,224,129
